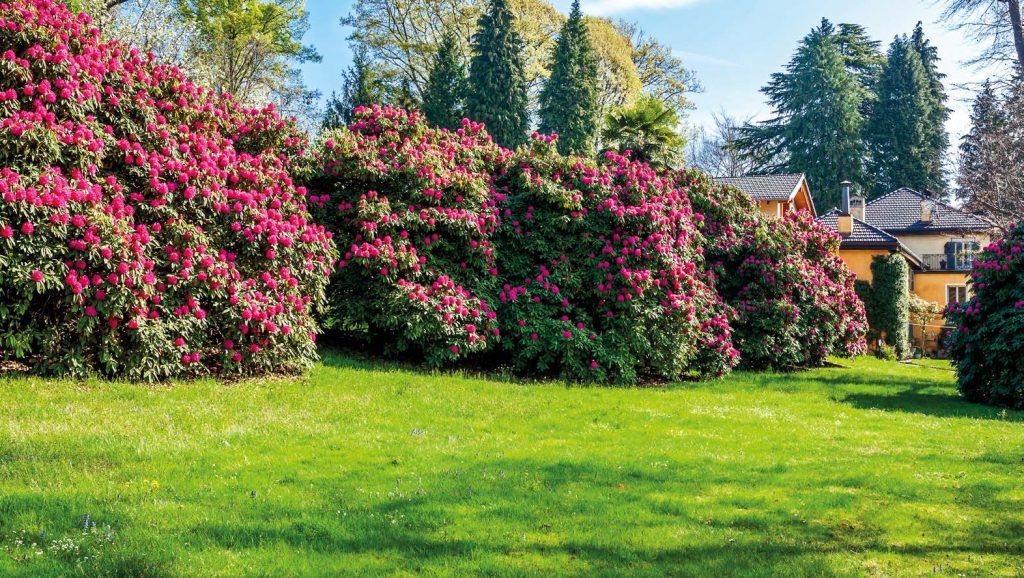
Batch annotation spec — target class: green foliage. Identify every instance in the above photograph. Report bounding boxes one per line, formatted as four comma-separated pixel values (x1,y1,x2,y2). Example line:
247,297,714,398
732,19,870,208
685,174,868,369
602,95,684,168
946,224,1024,408
0,0,336,380
866,35,936,197
177,0,322,123
324,48,387,130
537,0,600,155
467,0,530,148
866,253,910,359
422,32,468,131
342,0,646,125
875,342,898,361
911,22,951,194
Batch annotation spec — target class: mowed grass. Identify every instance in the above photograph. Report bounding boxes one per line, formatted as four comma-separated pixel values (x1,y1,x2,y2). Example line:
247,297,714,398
1,353,1022,577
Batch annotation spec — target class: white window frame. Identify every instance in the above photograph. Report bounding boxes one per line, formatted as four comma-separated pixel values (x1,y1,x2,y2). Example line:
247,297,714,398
945,284,969,305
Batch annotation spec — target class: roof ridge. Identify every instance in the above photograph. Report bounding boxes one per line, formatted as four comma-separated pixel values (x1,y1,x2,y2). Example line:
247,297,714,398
866,187,918,206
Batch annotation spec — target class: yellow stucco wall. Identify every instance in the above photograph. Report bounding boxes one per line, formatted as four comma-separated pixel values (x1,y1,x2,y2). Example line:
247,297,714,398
837,249,890,282
898,233,990,257
757,201,781,218
910,271,971,354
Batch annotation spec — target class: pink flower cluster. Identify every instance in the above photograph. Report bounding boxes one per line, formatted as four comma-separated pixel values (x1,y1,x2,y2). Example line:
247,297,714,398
0,0,336,379
945,222,1024,407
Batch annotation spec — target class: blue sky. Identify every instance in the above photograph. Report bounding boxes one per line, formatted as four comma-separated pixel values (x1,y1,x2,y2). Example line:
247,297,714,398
300,0,987,140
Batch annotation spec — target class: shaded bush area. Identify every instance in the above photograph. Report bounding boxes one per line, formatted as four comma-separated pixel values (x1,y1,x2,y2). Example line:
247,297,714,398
311,106,865,382
0,0,336,380
946,223,1024,408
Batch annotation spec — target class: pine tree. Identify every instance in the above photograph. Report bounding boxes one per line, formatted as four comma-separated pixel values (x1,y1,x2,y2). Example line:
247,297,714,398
911,22,951,192
957,80,1003,201
334,48,385,126
322,91,348,131
467,0,530,148
732,19,869,208
422,32,468,131
866,35,935,197
538,0,600,155
836,23,886,94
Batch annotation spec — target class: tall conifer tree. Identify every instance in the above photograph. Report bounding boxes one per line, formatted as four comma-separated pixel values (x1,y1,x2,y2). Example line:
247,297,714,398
732,19,869,208
467,0,530,148
911,22,951,192
538,0,600,155
422,32,468,131
866,36,936,197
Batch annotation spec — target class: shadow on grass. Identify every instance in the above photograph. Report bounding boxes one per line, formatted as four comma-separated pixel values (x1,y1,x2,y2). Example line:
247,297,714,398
182,457,1024,576
837,377,1024,422
319,347,1024,422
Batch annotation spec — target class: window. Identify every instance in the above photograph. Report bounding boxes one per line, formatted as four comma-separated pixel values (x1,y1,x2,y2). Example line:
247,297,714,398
944,239,981,271
947,285,968,305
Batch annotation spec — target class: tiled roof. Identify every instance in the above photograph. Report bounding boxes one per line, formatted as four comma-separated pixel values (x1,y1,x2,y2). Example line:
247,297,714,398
713,174,805,202
818,209,924,268
818,209,901,246
865,188,994,233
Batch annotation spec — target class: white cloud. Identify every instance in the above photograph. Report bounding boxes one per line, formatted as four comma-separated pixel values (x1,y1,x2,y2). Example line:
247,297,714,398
583,0,704,16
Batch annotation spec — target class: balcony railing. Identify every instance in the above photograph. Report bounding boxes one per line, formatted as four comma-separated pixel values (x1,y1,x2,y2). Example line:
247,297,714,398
921,253,977,272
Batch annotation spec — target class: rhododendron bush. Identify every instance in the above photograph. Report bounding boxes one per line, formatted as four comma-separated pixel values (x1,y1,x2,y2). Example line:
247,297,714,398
309,107,507,364
0,0,336,380
312,105,866,382
491,138,737,382
682,172,867,369
945,223,1024,408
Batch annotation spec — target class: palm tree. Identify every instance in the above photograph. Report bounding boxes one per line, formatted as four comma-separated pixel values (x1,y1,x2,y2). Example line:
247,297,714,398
601,95,685,168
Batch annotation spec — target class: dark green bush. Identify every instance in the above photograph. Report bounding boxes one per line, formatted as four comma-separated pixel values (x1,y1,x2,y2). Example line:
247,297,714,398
865,254,910,359
946,223,1024,408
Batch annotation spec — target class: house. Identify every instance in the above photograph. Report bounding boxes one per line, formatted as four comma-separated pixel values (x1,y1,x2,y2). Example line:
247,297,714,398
713,174,815,219
818,183,997,354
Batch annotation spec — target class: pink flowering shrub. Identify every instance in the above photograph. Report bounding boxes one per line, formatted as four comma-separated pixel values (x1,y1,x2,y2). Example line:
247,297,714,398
0,0,336,380
681,171,867,369
945,223,1024,408
313,108,737,382
491,138,737,382
310,106,507,364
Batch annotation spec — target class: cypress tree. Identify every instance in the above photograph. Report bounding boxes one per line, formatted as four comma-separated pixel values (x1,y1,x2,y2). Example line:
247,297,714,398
866,36,934,197
732,19,869,208
538,0,600,155
467,0,530,148
422,32,468,131
911,22,951,193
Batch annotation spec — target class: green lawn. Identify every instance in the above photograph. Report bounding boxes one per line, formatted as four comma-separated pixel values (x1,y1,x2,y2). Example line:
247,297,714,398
1,353,1022,577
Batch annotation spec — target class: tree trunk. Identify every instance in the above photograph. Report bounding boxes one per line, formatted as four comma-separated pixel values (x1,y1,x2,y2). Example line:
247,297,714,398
1007,0,1024,71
